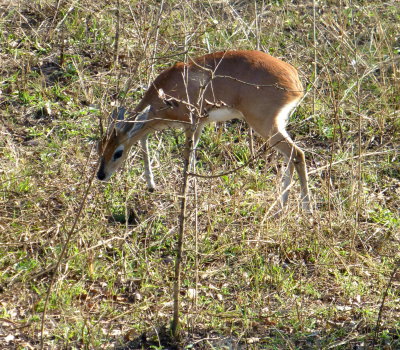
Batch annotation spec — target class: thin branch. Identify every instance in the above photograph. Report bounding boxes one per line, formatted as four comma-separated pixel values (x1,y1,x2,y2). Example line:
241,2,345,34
372,260,399,347
308,150,396,175
188,141,271,179
113,0,120,66
39,162,97,349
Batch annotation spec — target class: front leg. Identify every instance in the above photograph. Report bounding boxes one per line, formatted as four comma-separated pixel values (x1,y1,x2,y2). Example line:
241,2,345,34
140,137,156,192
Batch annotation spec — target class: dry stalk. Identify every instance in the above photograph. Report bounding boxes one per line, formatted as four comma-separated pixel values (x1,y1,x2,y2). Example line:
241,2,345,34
171,129,194,339
193,164,199,321
307,149,395,175
147,0,165,87
312,0,317,118
354,52,363,252
171,36,192,339
113,0,120,67
39,162,97,349
372,260,399,347
188,141,270,179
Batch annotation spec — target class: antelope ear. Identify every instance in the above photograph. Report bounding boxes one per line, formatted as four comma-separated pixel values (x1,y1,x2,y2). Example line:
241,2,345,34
139,105,151,116
127,105,151,138
114,107,127,133
106,106,127,135
112,106,127,121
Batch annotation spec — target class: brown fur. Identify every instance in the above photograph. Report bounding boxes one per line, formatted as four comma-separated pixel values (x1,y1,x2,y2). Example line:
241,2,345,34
97,50,310,211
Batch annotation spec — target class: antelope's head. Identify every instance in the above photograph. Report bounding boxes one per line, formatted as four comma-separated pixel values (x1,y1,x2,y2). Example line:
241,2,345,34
97,106,150,181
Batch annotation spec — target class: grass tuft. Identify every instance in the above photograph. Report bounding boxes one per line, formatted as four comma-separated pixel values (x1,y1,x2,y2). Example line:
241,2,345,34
0,0,399,349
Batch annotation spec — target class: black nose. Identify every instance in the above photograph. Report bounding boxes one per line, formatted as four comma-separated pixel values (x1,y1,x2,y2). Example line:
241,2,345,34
97,171,106,180
97,158,106,180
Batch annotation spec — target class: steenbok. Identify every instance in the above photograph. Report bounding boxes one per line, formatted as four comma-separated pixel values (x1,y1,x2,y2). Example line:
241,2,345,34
97,50,310,212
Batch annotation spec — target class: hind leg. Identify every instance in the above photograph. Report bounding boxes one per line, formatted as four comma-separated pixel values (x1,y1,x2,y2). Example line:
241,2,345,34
281,160,295,208
270,130,311,212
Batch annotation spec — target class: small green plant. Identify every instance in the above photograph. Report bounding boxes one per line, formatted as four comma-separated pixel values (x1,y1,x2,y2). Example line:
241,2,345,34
0,0,399,348
369,205,399,230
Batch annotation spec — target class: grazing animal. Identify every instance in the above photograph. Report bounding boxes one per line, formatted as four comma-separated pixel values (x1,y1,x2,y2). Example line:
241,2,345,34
97,50,310,211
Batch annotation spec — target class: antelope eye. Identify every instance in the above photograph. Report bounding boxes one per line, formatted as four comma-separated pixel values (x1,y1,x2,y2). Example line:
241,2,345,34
113,149,123,160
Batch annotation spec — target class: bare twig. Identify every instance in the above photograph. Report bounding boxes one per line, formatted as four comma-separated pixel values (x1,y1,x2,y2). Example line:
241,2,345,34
113,0,120,66
308,150,395,175
39,163,97,349
147,0,165,86
372,260,399,347
171,130,194,340
188,141,271,179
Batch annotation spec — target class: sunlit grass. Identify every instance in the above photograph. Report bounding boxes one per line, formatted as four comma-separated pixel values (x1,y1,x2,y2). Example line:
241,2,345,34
0,0,399,348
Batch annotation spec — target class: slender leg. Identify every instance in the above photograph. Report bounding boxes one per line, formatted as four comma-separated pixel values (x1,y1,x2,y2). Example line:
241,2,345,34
270,130,311,212
281,161,295,208
141,123,203,192
140,137,156,192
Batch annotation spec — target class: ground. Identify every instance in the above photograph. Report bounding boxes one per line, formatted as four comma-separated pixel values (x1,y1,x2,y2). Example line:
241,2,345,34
0,0,399,349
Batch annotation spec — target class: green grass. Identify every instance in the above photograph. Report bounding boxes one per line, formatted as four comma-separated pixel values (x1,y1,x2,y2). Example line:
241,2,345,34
0,0,399,349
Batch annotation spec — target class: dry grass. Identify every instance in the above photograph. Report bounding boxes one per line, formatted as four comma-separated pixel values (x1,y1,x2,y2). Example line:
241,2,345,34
0,0,399,349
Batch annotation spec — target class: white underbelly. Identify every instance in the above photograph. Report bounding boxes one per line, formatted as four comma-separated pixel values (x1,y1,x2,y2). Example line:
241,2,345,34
207,107,244,122
155,107,244,132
